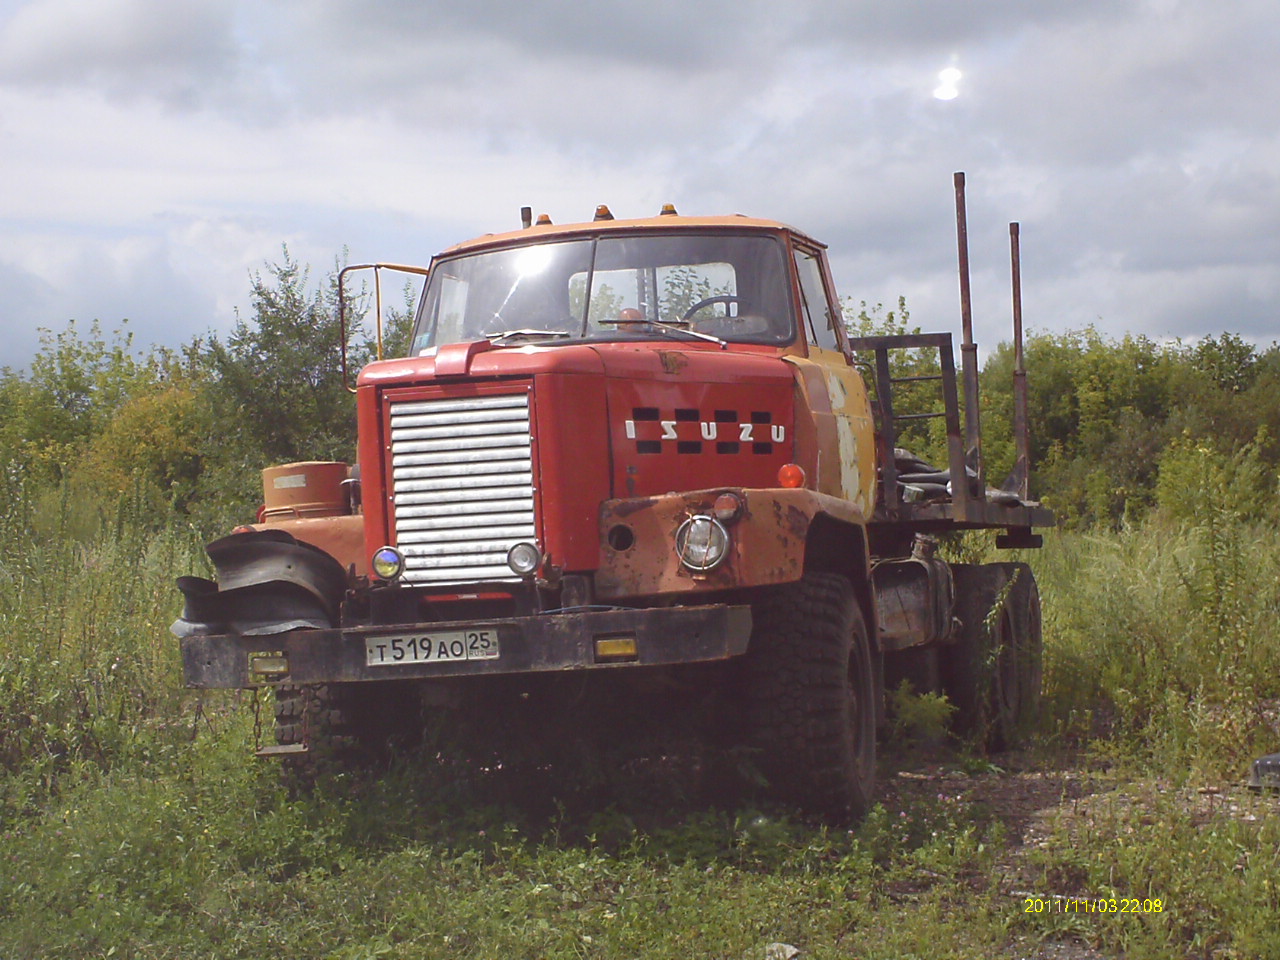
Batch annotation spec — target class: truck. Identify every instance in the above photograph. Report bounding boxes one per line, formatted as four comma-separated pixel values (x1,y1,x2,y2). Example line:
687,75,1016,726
175,185,1053,821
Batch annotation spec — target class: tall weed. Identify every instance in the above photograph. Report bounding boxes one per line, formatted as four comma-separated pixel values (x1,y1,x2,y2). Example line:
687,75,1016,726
1033,513,1280,776
0,473,206,803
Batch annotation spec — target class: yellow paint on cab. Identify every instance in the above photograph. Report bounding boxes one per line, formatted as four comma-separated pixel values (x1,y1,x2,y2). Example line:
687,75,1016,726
786,348,877,518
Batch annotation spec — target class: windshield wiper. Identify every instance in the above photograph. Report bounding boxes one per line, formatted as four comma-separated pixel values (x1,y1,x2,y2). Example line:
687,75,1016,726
598,318,727,349
486,329,574,345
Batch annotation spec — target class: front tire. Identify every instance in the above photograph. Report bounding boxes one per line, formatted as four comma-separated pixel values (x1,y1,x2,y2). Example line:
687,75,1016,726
744,572,877,822
273,680,423,788
273,682,358,788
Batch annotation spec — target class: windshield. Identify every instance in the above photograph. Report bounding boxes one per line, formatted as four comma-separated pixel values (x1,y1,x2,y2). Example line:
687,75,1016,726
409,233,794,353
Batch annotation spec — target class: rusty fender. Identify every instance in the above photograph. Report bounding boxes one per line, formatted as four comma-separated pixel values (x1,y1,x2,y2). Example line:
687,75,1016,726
241,514,367,577
595,487,867,600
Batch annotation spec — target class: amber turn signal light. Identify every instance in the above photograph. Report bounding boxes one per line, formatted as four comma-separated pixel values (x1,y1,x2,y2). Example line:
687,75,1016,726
594,636,638,661
778,463,806,488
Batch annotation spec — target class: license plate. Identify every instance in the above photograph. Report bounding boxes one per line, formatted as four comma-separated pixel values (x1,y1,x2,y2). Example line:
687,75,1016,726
365,628,500,667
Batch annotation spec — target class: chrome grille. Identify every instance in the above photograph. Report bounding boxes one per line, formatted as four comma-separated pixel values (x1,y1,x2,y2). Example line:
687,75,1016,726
389,392,535,584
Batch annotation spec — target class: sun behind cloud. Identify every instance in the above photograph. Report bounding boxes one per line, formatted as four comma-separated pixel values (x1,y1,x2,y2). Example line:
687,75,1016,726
933,66,962,101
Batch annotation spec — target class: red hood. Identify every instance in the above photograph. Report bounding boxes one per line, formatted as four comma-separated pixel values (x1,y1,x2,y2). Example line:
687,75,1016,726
358,340,606,384
357,339,794,385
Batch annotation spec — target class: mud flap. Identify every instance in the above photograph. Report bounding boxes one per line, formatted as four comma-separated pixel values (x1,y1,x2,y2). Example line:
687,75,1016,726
171,530,347,638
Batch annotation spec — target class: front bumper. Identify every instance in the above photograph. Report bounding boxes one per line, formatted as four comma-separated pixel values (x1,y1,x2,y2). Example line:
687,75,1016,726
180,603,753,689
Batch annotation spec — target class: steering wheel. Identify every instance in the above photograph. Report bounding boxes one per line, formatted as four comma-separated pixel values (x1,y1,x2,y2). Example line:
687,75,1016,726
680,295,741,322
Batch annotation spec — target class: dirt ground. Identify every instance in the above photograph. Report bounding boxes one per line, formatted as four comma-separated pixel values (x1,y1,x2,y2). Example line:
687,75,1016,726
878,753,1108,959
878,750,1280,960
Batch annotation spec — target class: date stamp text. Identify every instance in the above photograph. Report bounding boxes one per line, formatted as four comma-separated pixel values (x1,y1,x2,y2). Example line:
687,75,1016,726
1024,896,1164,914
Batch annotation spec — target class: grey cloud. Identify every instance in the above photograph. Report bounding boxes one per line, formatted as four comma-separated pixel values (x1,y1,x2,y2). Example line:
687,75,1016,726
0,0,242,108
800,0,1129,53
0,260,58,371
264,1,1144,165
290,0,783,69
291,0,1127,73
1029,260,1280,346
968,3,1280,165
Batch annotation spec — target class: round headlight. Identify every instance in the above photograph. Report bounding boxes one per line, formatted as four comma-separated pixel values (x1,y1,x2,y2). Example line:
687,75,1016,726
674,515,731,572
507,541,542,576
371,546,405,581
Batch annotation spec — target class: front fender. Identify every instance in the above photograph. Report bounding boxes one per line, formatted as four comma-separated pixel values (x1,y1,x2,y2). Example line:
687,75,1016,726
594,487,866,600
170,529,348,639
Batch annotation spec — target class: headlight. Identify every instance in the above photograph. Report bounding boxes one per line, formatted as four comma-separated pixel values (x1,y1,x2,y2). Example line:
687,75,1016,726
507,541,542,576
674,515,730,572
371,546,405,580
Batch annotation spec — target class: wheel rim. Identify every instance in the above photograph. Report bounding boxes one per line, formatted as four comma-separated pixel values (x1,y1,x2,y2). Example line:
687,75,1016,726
847,623,876,781
992,605,1020,725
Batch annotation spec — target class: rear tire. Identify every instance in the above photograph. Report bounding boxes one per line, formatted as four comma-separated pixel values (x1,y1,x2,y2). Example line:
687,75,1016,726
941,562,1042,749
744,572,877,822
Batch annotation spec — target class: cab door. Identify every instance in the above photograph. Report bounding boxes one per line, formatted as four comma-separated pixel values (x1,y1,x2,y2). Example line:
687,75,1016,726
788,245,876,517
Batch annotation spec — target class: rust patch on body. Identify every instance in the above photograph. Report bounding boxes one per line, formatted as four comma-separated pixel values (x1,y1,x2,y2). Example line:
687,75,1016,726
610,497,659,519
596,487,866,601
658,351,689,376
784,505,809,540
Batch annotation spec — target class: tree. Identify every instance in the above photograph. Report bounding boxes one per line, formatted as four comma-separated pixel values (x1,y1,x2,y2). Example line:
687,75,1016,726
0,322,172,483
194,250,375,518
201,250,369,485
1192,332,1257,394
380,282,419,359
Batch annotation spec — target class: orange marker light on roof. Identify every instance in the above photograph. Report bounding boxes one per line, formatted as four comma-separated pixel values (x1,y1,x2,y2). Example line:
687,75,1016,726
778,463,806,489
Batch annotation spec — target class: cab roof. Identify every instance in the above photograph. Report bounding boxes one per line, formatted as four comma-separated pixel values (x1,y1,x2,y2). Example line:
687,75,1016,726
441,211,827,256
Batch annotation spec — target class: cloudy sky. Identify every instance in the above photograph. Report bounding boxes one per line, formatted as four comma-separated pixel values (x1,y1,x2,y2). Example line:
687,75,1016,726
2,0,1279,369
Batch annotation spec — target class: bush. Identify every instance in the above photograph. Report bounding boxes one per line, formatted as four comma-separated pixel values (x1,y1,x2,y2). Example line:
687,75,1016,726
1155,430,1275,526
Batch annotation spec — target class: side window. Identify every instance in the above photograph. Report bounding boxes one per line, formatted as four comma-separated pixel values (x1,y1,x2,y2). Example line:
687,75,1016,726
413,273,469,353
794,249,839,351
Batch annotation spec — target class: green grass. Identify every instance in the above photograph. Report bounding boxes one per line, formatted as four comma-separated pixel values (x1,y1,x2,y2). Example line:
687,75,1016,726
0,481,207,820
1023,781,1280,959
3,483,1280,958
1030,513,1280,779
0,729,1022,959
